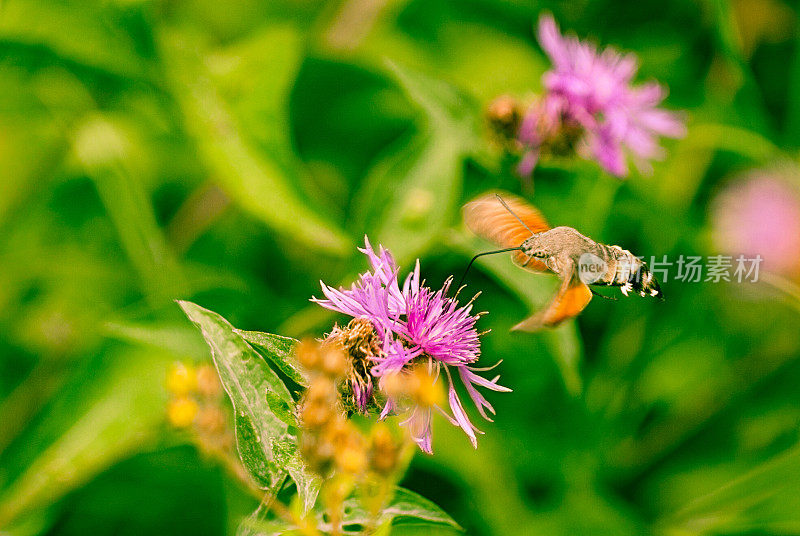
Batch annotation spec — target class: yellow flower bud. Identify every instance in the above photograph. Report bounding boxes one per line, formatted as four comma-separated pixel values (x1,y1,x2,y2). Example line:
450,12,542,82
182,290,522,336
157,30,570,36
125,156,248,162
336,444,367,475
369,423,399,475
196,364,221,398
410,366,443,408
301,400,332,428
380,371,406,400
320,344,348,378
167,397,198,428
380,365,443,408
166,362,196,396
296,339,322,370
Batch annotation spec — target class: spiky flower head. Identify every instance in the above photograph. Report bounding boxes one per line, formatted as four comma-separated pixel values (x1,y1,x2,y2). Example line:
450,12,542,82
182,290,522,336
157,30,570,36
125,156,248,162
312,237,510,453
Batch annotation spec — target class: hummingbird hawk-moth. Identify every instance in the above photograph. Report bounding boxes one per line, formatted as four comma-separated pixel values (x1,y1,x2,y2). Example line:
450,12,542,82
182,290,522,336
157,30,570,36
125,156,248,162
462,191,663,331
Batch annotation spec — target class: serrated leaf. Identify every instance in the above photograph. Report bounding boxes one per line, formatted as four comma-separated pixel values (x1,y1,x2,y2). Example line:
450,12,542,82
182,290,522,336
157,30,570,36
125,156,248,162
178,301,292,491
272,438,322,515
237,329,308,387
179,301,319,511
234,412,279,489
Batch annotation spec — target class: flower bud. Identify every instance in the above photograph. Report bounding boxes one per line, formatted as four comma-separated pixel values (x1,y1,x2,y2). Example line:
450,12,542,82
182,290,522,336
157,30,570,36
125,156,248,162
300,377,338,428
380,366,442,408
368,423,399,475
487,95,522,142
335,443,367,475
296,338,322,370
328,418,367,475
320,344,348,378
196,364,221,398
409,366,442,408
380,370,406,400
196,406,227,436
301,400,332,428
167,397,198,428
166,362,196,396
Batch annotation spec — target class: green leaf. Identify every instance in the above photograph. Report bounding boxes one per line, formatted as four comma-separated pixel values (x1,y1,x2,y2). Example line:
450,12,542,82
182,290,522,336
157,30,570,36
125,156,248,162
384,60,474,130
235,440,322,535
178,301,319,510
375,487,463,529
73,116,185,303
236,515,294,536
0,349,168,529
0,0,148,79
658,444,800,535
365,132,464,265
372,519,394,536
272,438,322,515
178,303,290,485
390,525,464,536
240,487,461,535
237,330,308,387
265,391,299,429
158,26,350,256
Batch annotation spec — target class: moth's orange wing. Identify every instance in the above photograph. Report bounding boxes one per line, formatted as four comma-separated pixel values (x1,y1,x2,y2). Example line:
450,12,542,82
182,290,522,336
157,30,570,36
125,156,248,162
463,191,551,272
512,279,593,331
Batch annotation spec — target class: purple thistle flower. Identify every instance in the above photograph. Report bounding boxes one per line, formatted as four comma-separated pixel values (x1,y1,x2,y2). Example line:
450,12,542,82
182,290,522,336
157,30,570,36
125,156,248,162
520,14,686,177
312,237,510,453
516,94,567,176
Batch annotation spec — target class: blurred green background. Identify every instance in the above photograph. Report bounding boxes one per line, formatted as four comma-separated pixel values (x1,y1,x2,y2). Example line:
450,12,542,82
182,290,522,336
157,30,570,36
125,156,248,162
3,0,800,534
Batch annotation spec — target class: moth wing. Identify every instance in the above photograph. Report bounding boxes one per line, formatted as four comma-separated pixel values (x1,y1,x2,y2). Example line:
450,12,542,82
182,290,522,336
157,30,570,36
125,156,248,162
511,269,593,331
463,191,551,272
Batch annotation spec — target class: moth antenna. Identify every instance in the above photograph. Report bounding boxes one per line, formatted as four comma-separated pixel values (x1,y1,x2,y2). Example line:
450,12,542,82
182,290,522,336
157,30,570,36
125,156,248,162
495,194,536,238
457,246,524,290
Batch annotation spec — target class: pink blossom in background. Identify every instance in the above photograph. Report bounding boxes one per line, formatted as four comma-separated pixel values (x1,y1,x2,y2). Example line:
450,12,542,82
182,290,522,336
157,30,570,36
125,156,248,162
712,171,800,276
517,14,686,177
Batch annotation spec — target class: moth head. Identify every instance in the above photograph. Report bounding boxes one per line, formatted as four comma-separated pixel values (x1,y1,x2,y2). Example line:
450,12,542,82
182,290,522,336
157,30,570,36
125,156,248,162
520,236,547,258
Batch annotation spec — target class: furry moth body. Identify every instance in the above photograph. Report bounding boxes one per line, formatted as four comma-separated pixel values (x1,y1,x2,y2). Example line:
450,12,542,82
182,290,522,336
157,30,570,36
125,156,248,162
463,191,662,331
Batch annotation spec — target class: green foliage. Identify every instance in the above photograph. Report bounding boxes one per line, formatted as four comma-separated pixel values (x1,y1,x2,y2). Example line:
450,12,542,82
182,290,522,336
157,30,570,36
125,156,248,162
0,349,170,532
159,24,351,256
361,62,481,266
3,0,800,535
179,300,320,512
238,330,308,387
180,300,460,533
240,487,462,536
